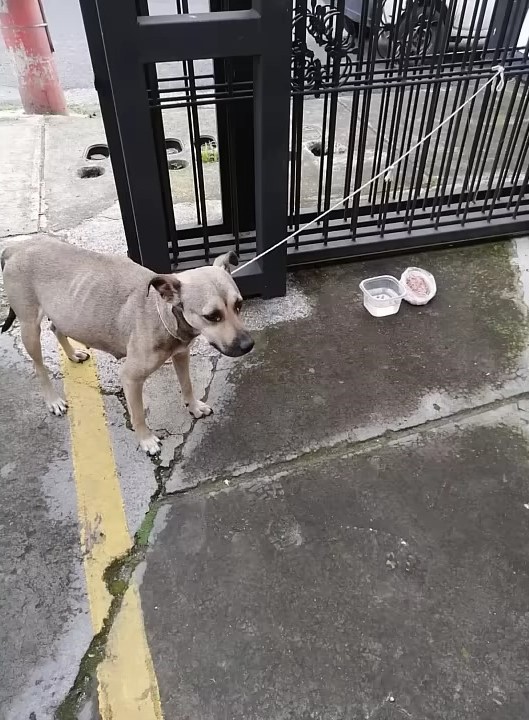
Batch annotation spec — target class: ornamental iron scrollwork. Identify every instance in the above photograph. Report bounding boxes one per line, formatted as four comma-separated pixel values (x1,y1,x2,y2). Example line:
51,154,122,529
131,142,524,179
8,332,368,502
291,0,356,96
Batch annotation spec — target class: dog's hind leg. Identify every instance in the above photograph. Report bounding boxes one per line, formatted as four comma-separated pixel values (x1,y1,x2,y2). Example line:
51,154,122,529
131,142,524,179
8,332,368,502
50,323,90,363
19,320,68,416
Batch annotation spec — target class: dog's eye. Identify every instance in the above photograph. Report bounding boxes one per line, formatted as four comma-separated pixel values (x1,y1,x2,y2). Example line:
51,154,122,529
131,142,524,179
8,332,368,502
204,311,222,323
234,299,243,314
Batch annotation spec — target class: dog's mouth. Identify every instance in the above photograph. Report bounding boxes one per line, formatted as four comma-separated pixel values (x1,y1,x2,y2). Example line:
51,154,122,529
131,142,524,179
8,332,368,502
211,335,254,357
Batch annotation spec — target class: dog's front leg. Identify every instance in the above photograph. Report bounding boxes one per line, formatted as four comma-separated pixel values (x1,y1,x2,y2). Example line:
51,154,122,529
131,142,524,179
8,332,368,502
120,360,161,455
172,349,213,419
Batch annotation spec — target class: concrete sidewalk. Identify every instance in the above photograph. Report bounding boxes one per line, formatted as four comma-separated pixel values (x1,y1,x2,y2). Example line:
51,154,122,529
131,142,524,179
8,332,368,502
2,110,529,719
143,405,529,719
137,241,529,720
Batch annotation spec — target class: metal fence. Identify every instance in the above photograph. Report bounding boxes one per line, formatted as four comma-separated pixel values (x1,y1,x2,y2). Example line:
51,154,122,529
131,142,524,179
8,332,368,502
80,0,529,297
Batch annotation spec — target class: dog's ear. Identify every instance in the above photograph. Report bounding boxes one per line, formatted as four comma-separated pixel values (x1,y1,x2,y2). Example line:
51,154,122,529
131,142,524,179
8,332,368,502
147,274,181,302
213,251,239,274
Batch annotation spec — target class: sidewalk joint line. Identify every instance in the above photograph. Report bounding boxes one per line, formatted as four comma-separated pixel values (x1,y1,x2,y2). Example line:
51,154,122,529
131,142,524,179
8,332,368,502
175,387,529,498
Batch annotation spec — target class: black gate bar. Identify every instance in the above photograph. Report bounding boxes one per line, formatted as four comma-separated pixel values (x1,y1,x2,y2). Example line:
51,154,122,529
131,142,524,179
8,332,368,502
138,11,261,61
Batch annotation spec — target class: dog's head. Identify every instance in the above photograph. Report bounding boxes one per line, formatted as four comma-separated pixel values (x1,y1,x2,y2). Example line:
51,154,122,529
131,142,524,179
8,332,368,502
148,251,254,357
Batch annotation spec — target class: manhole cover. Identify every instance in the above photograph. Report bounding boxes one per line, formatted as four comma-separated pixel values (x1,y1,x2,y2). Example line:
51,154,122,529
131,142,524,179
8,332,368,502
84,143,109,161
168,158,188,171
199,135,217,148
165,137,183,155
307,140,346,157
77,165,105,179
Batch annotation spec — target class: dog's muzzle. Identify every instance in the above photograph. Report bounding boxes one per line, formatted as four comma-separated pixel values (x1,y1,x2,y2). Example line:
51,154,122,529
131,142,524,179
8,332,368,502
215,332,254,357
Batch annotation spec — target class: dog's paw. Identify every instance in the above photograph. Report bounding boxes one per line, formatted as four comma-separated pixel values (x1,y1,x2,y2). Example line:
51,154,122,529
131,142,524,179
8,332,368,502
140,434,162,456
70,349,90,363
187,400,213,419
47,397,68,416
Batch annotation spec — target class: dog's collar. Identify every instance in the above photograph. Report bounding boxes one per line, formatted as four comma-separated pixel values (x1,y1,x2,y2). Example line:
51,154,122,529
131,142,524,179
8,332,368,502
154,294,196,343
171,305,200,344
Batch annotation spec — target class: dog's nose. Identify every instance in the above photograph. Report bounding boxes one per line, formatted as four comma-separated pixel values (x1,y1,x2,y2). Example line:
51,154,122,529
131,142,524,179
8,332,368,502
238,334,254,355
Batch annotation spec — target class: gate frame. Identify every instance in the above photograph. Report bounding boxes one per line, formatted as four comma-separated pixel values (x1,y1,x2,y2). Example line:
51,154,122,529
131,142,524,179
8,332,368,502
80,0,291,298
79,0,529,298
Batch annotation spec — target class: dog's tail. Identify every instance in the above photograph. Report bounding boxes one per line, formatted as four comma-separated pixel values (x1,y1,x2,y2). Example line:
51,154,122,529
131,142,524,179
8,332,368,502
1,248,17,332
1,307,16,333
1,247,8,271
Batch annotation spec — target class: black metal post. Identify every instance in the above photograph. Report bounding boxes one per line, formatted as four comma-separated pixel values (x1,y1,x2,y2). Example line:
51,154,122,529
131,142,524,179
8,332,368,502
91,0,172,272
78,0,140,264
211,0,256,237
252,0,291,297
136,0,180,266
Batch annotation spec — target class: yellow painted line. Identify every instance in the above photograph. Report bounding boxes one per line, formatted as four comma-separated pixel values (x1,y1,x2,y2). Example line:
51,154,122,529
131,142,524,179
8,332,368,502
61,348,163,719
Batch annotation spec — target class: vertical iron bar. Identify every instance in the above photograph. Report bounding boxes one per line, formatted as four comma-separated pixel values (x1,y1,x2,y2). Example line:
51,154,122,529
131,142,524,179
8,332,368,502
511,118,529,185
291,0,307,241
485,3,529,218
391,0,425,200
342,0,370,220
378,174,392,235
402,0,442,217
513,164,529,218
486,87,522,219
252,0,291,297
480,80,516,211
421,0,466,207
292,91,305,240
225,58,241,253
181,0,210,263
176,0,202,225
468,60,524,199
316,24,334,220
494,35,529,192
382,0,410,206
394,0,438,207
432,0,491,226
211,0,255,236
322,0,346,241
495,76,529,188
459,1,524,221
350,0,381,235
368,0,394,208
449,0,510,211
405,0,457,229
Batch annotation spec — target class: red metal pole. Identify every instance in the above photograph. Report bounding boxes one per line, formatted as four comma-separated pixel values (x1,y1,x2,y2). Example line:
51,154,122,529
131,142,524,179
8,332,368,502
0,0,67,114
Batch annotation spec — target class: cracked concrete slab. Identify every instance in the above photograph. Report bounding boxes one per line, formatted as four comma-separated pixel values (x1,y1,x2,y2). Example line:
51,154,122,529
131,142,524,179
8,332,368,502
144,358,215,438
99,357,217,537
171,241,529,487
140,404,529,720
101,394,158,538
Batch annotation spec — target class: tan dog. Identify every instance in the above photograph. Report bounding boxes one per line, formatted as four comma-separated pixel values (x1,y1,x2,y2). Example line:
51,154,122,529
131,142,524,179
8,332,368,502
1,237,253,454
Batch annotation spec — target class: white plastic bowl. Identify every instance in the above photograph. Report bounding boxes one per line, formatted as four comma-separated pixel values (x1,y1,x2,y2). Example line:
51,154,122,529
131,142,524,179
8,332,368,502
400,267,437,305
359,275,406,317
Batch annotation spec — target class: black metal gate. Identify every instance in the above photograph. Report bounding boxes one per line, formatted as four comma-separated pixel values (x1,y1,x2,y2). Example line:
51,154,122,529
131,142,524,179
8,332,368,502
80,0,529,297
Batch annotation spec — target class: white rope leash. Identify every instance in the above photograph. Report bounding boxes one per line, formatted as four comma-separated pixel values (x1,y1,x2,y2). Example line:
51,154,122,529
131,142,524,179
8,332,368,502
231,65,505,277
